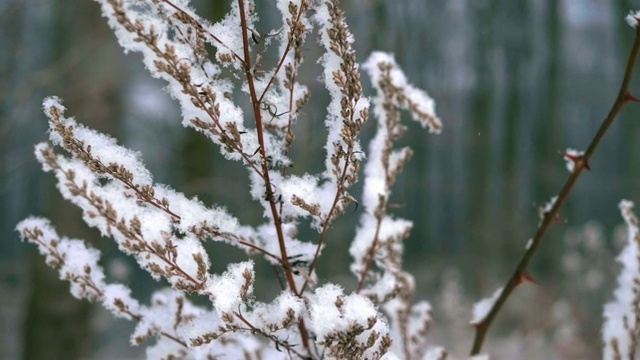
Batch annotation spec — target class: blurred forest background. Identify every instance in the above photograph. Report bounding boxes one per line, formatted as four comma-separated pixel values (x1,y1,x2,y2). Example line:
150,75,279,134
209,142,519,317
3,0,640,359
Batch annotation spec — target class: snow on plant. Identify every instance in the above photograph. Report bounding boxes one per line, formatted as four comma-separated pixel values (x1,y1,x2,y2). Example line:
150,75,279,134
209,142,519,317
17,0,443,358
602,200,640,359
465,8,640,357
17,0,640,358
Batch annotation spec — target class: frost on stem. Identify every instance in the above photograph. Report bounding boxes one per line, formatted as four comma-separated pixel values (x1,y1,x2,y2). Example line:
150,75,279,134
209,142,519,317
16,219,196,351
95,0,290,168
347,51,441,358
538,195,559,224
626,10,640,28
305,0,369,226
37,97,261,292
21,0,451,358
308,284,392,360
602,200,640,359
364,52,442,134
563,148,589,172
470,287,503,326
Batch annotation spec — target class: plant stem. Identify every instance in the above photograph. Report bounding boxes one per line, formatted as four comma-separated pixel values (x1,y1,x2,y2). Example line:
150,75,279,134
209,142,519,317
470,22,640,356
237,0,311,353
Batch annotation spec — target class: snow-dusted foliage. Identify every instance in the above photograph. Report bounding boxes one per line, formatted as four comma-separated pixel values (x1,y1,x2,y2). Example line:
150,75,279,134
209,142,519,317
18,0,445,358
349,51,440,360
626,10,640,28
469,287,503,326
602,200,640,359
18,0,640,358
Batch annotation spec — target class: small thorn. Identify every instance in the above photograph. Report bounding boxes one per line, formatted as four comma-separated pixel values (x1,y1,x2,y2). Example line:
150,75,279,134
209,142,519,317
518,272,538,285
553,214,567,223
563,152,591,171
625,91,640,103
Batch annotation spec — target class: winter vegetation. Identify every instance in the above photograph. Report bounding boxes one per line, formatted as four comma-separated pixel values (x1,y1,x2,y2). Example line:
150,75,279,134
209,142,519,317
14,1,640,358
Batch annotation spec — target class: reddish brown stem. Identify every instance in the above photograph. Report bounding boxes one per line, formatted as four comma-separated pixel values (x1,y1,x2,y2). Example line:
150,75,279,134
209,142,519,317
236,239,283,264
236,0,310,353
470,23,640,355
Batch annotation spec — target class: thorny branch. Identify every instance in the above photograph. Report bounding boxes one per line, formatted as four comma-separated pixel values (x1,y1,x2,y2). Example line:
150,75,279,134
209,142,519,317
470,18,640,355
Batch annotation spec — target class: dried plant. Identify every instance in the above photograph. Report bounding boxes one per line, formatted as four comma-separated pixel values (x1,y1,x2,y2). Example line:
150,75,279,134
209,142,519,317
17,0,441,358
15,1,640,359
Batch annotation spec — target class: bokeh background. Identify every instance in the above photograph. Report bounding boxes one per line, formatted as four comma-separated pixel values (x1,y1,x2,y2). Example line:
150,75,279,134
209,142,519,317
3,0,640,359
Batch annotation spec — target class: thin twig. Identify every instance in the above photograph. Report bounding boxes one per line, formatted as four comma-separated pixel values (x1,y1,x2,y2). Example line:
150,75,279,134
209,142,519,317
24,229,189,348
237,239,283,264
161,0,244,64
356,216,383,293
470,22,640,355
233,310,308,359
257,4,306,103
236,0,310,353
300,159,352,294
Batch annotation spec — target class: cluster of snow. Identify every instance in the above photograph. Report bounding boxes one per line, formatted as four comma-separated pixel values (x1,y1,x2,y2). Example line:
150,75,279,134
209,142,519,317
308,284,390,359
206,261,253,315
363,52,441,134
470,287,503,326
602,200,640,358
563,148,585,173
626,10,640,28
312,1,368,182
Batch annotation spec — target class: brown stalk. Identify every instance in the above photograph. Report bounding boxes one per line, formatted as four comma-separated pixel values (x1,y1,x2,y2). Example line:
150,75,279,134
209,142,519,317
236,0,311,353
470,21,640,355
236,239,283,264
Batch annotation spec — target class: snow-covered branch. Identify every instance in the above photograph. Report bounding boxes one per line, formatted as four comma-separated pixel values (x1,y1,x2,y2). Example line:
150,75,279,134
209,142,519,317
19,0,447,358
19,0,640,359
602,200,640,359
